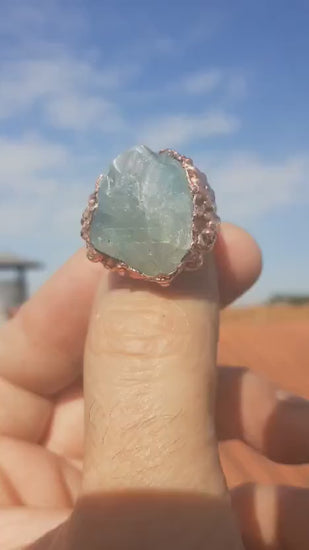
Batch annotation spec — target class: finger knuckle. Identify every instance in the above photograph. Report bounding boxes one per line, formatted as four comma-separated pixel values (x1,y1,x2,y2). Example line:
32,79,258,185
88,292,190,361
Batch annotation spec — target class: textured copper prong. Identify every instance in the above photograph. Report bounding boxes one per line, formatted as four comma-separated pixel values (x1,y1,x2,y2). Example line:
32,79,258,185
81,149,220,286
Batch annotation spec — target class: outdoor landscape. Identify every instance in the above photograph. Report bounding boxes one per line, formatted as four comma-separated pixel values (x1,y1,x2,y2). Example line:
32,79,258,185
219,302,309,488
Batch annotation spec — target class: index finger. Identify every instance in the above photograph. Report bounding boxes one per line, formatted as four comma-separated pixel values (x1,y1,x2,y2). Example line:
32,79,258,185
0,250,102,395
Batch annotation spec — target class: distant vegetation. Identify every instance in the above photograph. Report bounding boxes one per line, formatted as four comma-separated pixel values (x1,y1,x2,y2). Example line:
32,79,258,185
267,294,309,306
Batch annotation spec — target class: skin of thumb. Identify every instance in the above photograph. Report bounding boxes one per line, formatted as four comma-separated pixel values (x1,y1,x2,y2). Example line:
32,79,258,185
69,255,243,549
82,256,223,493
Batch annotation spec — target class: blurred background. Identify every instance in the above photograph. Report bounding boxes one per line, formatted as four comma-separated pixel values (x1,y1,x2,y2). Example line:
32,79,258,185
0,0,308,316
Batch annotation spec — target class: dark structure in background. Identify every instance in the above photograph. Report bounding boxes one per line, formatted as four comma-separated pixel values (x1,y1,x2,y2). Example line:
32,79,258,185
0,254,42,319
267,294,309,306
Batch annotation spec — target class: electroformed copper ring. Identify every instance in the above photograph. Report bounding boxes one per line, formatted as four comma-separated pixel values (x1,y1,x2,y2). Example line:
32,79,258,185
81,147,220,287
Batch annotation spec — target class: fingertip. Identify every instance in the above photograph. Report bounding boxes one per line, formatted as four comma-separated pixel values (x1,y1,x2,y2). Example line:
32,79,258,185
215,223,262,307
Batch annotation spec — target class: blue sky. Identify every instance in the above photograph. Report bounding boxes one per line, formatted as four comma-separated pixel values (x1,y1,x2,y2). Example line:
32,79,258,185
0,0,308,304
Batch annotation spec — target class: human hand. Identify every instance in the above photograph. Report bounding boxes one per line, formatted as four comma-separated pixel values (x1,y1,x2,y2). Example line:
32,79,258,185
0,223,308,549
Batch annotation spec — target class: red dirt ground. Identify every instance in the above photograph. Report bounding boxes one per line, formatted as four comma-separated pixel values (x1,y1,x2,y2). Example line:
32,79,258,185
218,305,309,489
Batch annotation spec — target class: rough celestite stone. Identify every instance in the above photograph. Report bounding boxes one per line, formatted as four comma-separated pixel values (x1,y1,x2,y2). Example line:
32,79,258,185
90,145,193,277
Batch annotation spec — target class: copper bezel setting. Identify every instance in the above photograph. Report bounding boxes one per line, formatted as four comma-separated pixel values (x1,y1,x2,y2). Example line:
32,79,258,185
81,149,220,286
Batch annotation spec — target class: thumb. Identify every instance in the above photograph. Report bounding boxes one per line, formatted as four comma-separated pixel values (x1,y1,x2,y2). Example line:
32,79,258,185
70,257,243,549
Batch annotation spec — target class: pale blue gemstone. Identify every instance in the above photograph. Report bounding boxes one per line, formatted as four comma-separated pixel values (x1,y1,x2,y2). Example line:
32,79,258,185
90,145,193,277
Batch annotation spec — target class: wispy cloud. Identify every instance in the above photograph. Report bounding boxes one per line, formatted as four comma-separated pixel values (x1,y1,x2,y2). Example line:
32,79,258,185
199,152,309,220
0,55,137,132
0,0,87,54
0,135,67,193
139,111,240,149
180,69,223,94
0,135,67,238
45,94,125,132
178,68,247,100
0,134,91,240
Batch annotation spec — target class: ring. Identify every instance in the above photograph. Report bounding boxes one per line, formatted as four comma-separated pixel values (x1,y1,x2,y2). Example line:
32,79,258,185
81,145,220,286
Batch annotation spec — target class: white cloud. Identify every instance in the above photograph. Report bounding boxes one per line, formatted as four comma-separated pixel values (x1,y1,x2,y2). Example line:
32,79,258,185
0,201,43,238
180,69,223,94
199,152,309,220
45,94,124,132
140,111,240,149
0,135,68,193
0,134,92,241
178,69,247,100
0,56,135,132
0,0,88,55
